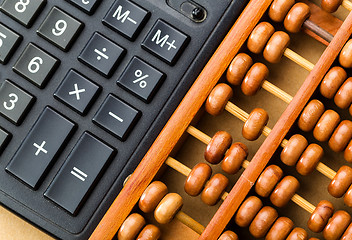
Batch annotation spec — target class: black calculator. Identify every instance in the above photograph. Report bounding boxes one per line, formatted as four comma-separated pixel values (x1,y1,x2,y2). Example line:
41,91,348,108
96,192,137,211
0,0,246,239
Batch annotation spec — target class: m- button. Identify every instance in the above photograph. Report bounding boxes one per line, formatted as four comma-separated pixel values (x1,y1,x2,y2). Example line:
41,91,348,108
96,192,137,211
142,19,189,65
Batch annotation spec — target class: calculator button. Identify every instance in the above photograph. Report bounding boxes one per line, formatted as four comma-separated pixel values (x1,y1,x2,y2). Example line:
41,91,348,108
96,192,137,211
44,132,115,215
0,23,22,64
0,127,11,153
6,107,76,189
54,70,100,115
142,19,189,65
0,0,46,27
0,80,35,125
78,32,125,77
93,94,140,140
66,0,101,15
117,57,164,102
13,43,59,88
37,7,84,51
102,0,149,40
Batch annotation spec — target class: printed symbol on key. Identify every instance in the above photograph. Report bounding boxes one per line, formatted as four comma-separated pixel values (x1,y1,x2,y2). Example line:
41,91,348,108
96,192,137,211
109,111,123,123
133,69,148,89
71,167,88,181
94,48,109,61
69,83,86,100
33,141,48,156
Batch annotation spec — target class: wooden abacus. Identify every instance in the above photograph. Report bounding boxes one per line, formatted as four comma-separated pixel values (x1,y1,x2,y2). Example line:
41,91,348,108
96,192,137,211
90,0,352,239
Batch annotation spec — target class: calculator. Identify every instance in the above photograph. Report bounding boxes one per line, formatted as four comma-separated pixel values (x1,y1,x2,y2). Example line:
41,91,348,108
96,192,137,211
0,0,246,239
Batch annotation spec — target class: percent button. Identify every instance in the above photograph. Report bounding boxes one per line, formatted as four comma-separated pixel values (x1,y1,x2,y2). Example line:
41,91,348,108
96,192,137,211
118,57,165,102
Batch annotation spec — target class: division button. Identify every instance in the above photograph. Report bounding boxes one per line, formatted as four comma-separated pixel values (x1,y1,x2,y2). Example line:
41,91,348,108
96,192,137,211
0,23,22,64
0,127,11,153
102,0,149,40
93,94,140,140
66,0,101,15
44,132,116,215
6,107,76,189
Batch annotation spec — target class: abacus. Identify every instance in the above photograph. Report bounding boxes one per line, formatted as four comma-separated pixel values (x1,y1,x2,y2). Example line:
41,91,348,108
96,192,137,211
90,0,352,239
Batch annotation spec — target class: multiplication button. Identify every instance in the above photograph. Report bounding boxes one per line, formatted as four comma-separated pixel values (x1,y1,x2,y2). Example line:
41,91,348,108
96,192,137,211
118,57,164,102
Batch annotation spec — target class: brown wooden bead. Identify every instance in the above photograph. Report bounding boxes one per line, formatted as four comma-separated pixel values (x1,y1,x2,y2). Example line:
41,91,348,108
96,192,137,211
344,184,352,207
247,22,275,54
323,210,351,240
255,165,283,197
270,176,299,207
298,99,325,132
184,163,212,196
350,104,352,115
118,213,146,240
284,3,310,33
263,31,290,63
286,227,308,240
227,53,253,86
249,206,278,238
154,193,183,224
137,225,161,240
322,0,343,12
139,181,168,213
269,0,295,22
334,77,352,109
328,166,352,198
218,231,239,240
340,39,352,68
320,67,347,99
201,174,229,206
235,196,263,227
242,108,269,141
313,110,340,142
341,223,352,240
308,200,334,233
329,120,352,152
221,142,248,174
309,238,320,240
281,134,308,166
205,83,233,116
265,217,294,240
241,63,269,96
205,131,232,164
345,140,352,163
296,144,323,175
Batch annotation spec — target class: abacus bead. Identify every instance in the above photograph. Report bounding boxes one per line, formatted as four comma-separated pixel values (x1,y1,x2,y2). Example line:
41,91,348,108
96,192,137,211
247,22,275,54
344,184,352,207
329,120,352,152
286,228,308,240
263,31,290,63
269,0,295,22
235,196,263,227
218,231,239,240
205,84,233,116
241,63,269,96
308,200,334,233
313,110,340,142
323,210,351,240
350,104,352,115
281,134,308,166
340,39,352,68
184,163,212,196
265,217,294,240
345,140,352,162
255,165,283,197
242,108,269,141
298,100,325,132
221,142,248,174
154,193,183,224
334,77,352,109
227,53,253,86
341,223,352,240
204,131,232,164
270,176,300,207
296,144,323,175
249,206,278,238
321,0,343,12
320,67,347,99
118,213,146,240
328,166,352,198
139,181,168,213
201,173,229,206
284,3,311,33
137,225,161,240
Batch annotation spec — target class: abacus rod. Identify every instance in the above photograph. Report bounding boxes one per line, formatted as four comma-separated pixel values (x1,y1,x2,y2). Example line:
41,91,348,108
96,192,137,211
303,19,334,43
284,48,315,72
175,211,205,235
342,0,352,11
262,80,293,104
291,194,315,214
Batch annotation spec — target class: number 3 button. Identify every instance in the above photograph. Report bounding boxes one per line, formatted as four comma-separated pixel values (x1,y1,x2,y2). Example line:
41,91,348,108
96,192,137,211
0,80,35,125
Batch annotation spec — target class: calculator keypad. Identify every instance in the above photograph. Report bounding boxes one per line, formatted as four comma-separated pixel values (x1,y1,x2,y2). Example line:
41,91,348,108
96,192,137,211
0,127,11,153
37,7,83,51
0,23,22,64
66,0,101,15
